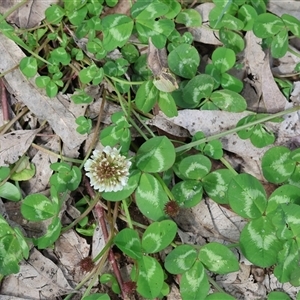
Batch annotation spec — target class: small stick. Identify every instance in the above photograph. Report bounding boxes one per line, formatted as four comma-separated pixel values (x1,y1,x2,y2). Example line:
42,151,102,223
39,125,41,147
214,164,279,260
0,79,9,122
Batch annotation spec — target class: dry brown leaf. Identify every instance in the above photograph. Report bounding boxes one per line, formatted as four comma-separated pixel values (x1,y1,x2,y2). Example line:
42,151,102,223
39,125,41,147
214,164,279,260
54,230,90,284
0,0,58,28
242,31,287,113
0,33,86,149
174,199,245,244
1,248,74,299
268,0,300,19
0,129,39,166
21,136,60,194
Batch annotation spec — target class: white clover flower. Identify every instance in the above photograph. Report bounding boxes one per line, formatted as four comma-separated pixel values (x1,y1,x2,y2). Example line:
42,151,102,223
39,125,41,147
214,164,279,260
84,146,131,192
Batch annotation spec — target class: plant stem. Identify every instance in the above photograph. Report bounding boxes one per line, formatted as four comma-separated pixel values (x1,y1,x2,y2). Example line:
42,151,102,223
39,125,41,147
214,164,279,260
220,157,238,176
288,46,300,59
122,198,134,229
175,105,300,152
206,272,226,293
1,0,28,20
31,143,83,163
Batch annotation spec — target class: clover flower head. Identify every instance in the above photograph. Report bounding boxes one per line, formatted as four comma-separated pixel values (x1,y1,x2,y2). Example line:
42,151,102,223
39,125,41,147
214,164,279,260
84,146,131,192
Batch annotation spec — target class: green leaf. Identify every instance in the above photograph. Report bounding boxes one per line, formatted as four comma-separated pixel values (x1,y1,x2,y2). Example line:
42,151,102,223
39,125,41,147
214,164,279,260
19,57,37,78
45,80,58,98
79,64,104,85
136,136,175,172
133,1,168,19
253,13,285,38
206,293,236,300
227,173,267,219
75,116,92,134
210,89,247,112
102,14,133,51
135,173,169,221
135,256,164,299
114,228,143,260
175,9,202,27
171,180,203,208
180,260,210,300
136,18,174,48
267,291,291,300
102,170,141,201
142,220,177,253
168,44,200,79
271,30,288,59
13,227,29,259
50,162,82,192
203,140,223,159
198,242,239,274
82,294,110,300
238,4,257,31
182,74,214,106
10,160,35,182
164,244,197,274
203,169,235,204
212,47,236,73
0,182,22,201
290,148,300,162
158,91,178,117
121,44,139,64
178,154,211,180
160,0,181,19
239,216,282,267
135,80,158,113
219,28,245,53
250,124,275,148
71,90,93,104
34,217,62,249
282,14,300,37
67,6,88,26
106,0,118,7
21,194,57,221
0,166,10,180
45,5,65,24
262,146,295,184
0,235,22,275
220,14,244,30
266,184,300,215
273,239,298,284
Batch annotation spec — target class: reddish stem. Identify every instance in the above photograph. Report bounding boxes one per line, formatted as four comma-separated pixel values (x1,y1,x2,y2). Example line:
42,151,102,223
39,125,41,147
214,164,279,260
84,177,125,298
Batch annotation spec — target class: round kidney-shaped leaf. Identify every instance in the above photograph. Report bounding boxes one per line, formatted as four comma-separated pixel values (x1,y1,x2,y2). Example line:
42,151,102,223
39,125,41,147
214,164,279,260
136,136,175,172
227,173,267,219
178,154,211,180
203,169,235,204
240,216,283,267
21,194,57,221
212,47,236,73
210,89,247,112
198,242,239,274
135,256,164,299
168,44,200,79
142,220,177,253
262,146,295,183
180,261,209,300
171,180,203,208
135,173,169,221
165,244,197,274
266,184,300,215
114,228,143,260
